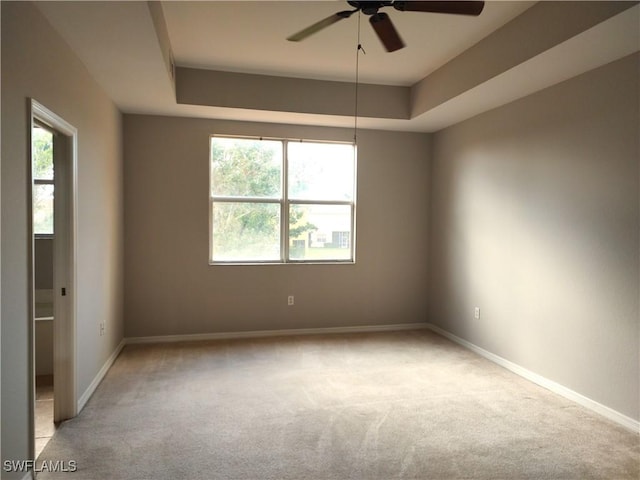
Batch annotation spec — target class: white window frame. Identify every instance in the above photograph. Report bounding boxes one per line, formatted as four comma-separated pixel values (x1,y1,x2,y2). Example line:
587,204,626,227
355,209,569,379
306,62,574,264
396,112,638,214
209,135,357,265
33,122,55,238
34,177,55,239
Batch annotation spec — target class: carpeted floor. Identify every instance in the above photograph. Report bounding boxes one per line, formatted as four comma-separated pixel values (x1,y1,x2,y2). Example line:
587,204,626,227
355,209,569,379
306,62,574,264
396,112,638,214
37,330,639,479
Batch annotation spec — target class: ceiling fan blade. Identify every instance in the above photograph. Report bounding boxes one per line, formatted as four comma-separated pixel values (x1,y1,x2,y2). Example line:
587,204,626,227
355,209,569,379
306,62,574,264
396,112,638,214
287,10,354,42
393,1,485,16
370,12,405,52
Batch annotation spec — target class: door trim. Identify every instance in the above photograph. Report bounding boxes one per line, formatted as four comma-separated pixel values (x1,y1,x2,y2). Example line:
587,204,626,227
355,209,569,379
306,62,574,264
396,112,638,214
29,99,78,461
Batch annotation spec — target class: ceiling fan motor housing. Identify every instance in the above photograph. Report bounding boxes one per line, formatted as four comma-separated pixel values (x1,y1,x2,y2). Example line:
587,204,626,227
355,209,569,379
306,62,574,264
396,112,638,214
348,1,393,15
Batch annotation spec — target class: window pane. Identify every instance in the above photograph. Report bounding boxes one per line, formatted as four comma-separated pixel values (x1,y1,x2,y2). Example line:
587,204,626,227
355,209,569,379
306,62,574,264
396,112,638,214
33,126,54,180
289,204,352,261
33,184,54,234
211,137,282,198
212,202,280,261
288,142,354,201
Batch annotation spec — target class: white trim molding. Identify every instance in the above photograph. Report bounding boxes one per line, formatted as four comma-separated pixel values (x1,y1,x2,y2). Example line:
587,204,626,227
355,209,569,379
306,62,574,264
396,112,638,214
426,323,640,434
77,339,126,412
126,323,430,345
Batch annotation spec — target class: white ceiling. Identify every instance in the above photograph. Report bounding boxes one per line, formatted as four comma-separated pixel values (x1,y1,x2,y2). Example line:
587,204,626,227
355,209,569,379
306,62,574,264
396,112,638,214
36,1,640,132
162,1,534,86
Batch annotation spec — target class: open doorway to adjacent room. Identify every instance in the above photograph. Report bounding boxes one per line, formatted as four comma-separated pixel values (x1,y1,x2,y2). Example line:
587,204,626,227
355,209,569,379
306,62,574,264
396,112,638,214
30,99,78,460
32,122,56,457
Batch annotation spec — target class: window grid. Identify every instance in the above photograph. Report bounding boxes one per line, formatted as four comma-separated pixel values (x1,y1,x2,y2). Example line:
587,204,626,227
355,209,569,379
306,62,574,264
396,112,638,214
32,125,55,236
282,141,290,263
209,135,356,264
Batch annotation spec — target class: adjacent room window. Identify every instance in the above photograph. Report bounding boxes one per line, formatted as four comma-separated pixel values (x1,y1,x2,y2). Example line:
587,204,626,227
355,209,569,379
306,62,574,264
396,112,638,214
32,125,55,235
210,136,356,264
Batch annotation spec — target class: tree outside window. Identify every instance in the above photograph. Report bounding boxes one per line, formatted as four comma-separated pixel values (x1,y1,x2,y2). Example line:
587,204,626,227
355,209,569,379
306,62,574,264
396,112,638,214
210,136,356,263
33,125,54,235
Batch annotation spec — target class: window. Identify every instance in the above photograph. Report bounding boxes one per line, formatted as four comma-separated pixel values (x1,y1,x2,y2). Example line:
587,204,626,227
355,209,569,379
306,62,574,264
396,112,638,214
32,125,54,235
210,136,356,263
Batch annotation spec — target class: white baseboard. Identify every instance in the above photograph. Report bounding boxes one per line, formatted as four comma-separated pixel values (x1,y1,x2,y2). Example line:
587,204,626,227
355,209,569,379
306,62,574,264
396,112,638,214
426,323,640,434
77,338,126,412
126,322,430,345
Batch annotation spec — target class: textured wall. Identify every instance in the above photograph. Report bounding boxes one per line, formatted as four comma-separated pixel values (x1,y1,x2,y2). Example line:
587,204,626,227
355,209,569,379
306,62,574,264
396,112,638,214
123,115,430,337
429,54,639,420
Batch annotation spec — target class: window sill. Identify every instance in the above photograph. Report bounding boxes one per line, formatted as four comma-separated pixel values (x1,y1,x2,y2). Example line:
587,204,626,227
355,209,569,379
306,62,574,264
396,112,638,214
209,260,355,266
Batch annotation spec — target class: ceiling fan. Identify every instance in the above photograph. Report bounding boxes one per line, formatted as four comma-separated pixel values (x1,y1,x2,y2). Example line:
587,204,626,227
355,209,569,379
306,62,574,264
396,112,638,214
287,1,485,52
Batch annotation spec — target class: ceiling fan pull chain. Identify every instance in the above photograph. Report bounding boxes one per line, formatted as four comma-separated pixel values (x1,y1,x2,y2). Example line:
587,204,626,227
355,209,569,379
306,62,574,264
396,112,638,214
353,12,364,145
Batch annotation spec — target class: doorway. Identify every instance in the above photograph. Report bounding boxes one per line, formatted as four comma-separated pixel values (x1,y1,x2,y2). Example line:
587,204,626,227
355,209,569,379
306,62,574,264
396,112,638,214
29,99,78,460
32,121,55,457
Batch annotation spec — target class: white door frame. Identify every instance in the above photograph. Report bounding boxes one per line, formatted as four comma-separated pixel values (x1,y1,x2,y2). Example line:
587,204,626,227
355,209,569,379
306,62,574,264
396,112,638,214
29,99,78,459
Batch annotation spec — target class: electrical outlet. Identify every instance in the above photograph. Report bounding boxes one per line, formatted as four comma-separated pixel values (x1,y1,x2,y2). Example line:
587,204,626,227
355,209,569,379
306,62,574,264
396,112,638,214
288,295,295,306
474,307,480,320
100,322,105,336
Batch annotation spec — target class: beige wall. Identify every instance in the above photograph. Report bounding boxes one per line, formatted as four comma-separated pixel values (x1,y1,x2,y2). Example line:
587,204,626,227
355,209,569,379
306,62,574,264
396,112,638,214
177,67,410,120
34,240,54,376
429,53,639,421
34,238,53,290
35,320,53,376
123,115,430,337
1,2,124,473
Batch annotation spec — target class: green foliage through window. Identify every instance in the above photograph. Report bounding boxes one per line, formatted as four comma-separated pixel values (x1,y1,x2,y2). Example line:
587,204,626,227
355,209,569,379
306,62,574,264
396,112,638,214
32,126,54,235
211,138,281,198
210,136,356,263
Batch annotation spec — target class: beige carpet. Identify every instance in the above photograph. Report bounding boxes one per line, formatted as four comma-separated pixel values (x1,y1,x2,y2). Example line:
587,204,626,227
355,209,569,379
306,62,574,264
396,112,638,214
37,330,638,479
